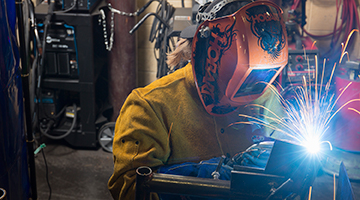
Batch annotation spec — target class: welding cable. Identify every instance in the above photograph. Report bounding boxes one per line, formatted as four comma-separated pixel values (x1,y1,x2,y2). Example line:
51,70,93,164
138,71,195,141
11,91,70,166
54,0,77,13
130,0,175,77
301,0,360,59
41,149,52,200
29,3,41,124
28,1,48,134
148,0,175,78
326,0,359,59
39,103,78,140
301,0,342,40
43,104,67,120
329,0,343,48
37,1,55,91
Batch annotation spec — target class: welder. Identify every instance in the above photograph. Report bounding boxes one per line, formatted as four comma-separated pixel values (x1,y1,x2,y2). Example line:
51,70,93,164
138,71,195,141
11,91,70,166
108,0,290,199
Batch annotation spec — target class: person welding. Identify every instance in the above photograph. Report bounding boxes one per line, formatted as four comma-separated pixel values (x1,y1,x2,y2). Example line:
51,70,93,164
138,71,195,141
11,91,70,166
108,0,289,199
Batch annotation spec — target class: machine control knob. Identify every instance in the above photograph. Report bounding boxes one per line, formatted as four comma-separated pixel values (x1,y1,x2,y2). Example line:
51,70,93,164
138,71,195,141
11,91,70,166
295,64,304,71
295,55,303,62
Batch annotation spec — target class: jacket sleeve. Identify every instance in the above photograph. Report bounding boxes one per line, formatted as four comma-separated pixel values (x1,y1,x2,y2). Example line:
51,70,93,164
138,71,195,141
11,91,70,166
108,90,171,200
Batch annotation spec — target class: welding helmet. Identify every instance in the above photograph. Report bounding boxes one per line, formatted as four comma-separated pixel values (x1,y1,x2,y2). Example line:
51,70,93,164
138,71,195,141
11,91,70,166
191,0,288,116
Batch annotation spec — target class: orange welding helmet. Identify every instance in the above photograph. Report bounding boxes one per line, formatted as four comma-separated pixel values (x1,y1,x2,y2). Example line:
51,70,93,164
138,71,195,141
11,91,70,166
191,0,288,116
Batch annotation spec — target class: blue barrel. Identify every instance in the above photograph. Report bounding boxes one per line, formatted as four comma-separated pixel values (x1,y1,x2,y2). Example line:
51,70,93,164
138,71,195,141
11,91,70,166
0,0,30,198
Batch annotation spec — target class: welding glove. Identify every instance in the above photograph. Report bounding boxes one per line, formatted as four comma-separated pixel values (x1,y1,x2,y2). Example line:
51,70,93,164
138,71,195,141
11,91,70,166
157,141,273,200
226,141,274,169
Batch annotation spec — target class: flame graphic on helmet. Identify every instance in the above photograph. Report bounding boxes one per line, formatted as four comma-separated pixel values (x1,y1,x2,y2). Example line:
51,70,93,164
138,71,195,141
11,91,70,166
196,20,237,109
245,5,286,60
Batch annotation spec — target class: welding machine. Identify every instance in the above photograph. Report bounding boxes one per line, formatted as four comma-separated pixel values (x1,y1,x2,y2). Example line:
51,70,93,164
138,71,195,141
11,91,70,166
61,0,101,12
278,17,319,88
50,0,102,12
37,21,79,79
35,2,110,148
280,40,318,88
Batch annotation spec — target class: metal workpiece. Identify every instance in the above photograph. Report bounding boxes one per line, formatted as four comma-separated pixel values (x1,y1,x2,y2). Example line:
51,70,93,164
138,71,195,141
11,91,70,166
135,166,297,200
135,166,232,200
135,141,321,200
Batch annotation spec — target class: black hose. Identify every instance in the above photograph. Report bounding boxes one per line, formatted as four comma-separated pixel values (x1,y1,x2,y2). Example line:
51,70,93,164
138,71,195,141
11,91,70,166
137,0,161,15
14,0,38,197
38,2,55,89
129,12,170,34
40,104,78,140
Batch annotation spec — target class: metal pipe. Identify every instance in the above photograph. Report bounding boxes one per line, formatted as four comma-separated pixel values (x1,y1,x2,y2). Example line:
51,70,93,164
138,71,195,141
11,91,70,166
135,166,232,200
135,166,153,200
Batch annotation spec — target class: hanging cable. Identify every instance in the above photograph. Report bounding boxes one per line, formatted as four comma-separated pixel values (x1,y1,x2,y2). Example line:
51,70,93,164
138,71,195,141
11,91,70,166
100,0,176,77
300,0,360,60
147,0,175,78
41,149,51,200
37,1,55,91
113,0,176,77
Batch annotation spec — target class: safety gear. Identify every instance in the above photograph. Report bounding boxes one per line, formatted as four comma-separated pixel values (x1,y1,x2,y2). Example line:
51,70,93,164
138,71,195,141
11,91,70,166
158,157,232,180
180,0,252,39
226,140,274,169
191,0,288,116
108,63,285,199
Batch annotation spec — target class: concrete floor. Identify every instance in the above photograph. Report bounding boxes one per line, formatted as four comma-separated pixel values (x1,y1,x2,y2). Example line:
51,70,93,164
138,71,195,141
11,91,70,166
34,139,114,200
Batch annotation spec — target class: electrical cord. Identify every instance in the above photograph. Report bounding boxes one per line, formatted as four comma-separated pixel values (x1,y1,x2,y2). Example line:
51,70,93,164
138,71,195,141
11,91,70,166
41,149,52,200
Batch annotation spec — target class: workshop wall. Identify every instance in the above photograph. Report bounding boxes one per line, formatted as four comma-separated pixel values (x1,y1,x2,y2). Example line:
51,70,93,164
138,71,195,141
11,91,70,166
136,0,360,87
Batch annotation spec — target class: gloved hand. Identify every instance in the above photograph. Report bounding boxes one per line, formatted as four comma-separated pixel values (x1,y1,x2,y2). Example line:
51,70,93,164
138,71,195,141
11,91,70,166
158,157,232,180
226,141,274,169
158,157,232,200
157,141,274,200
158,141,274,179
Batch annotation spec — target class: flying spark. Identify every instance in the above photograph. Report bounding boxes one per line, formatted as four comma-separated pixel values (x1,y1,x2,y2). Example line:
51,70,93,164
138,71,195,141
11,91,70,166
230,29,360,155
